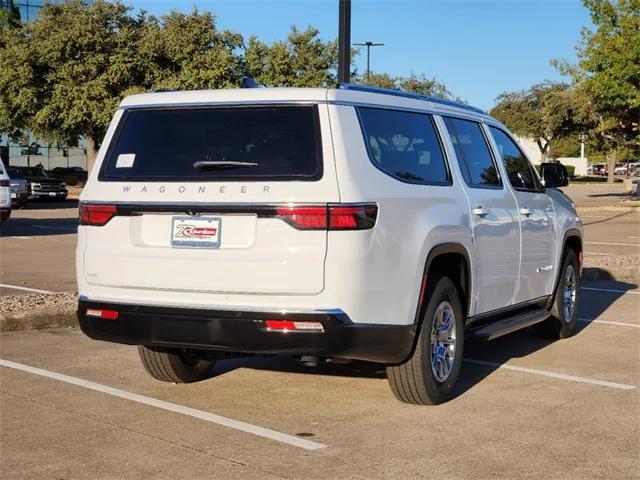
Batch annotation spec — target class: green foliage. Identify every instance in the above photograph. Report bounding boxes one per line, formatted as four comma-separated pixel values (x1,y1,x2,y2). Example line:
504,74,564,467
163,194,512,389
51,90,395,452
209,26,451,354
554,0,639,150
490,82,592,158
0,0,21,32
245,26,338,87
363,72,459,100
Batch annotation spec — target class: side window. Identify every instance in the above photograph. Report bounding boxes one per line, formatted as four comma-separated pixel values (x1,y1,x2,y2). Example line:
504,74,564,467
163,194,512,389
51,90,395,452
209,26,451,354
357,107,450,185
489,127,541,191
444,118,501,188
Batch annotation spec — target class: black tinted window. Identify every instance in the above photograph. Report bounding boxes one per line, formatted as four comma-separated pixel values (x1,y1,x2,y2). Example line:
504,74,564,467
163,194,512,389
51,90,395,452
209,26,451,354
101,106,322,181
489,127,540,191
357,108,450,185
445,118,501,187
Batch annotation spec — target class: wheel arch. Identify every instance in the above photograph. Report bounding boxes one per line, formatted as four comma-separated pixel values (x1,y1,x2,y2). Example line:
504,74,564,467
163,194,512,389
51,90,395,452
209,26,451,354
414,243,472,324
393,242,472,366
547,228,583,310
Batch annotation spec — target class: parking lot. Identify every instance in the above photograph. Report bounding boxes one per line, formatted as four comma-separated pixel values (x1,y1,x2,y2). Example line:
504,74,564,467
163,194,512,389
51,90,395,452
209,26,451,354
1,197,639,479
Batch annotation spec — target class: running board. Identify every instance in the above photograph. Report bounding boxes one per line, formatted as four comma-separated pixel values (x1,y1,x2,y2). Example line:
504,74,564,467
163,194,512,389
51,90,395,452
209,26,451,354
467,307,550,341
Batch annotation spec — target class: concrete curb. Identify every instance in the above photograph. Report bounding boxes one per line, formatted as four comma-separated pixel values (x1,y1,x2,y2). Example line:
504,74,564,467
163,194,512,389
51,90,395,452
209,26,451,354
0,292,78,333
576,205,640,214
1,310,77,333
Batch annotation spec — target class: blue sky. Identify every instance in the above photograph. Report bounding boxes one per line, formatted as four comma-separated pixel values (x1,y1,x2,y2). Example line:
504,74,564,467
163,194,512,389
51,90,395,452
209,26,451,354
130,0,592,110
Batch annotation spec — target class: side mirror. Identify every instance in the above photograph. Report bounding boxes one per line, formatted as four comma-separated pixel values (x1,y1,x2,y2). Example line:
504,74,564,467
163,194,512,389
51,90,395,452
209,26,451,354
540,162,569,188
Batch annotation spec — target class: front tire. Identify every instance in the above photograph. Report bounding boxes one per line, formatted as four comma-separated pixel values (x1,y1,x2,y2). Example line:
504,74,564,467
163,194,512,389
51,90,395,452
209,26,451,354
138,346,214,383
534,249,580,339
387,275,464,405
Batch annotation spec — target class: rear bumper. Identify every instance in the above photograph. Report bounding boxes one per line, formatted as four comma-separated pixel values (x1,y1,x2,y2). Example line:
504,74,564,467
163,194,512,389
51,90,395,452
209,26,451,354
11,192,29,206
77,299,416,364
30,191,67,200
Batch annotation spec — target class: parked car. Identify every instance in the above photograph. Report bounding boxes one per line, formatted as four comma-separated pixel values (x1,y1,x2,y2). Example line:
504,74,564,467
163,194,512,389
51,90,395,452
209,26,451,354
588,163,606,176
49,166,88,186
6,166,30,208
15,166,68,201
77,84,583,405
0,160,11,222
614,164,628,175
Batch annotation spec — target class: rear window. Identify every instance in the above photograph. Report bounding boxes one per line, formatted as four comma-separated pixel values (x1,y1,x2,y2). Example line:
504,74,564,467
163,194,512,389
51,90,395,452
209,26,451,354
100,106,323,181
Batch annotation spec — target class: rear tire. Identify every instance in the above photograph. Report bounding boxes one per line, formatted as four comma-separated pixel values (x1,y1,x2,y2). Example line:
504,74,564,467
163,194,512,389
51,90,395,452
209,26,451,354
138,346,214,383
534,249,580,339
387,275,464,405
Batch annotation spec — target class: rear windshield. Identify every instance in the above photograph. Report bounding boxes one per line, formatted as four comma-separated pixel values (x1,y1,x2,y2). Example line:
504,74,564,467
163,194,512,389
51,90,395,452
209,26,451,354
100,106,323,181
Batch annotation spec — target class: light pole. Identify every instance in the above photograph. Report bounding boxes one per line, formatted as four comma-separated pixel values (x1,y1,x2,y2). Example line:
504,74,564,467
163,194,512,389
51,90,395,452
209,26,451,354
338,0,351,84
354,41,384,82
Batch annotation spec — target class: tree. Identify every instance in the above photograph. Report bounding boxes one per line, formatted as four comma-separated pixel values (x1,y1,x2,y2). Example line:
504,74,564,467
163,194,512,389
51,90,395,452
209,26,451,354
365,72,459,100
245,26,337,87
554,0,639,182
0,1,245,172
0,0,21,32
490,82,591,160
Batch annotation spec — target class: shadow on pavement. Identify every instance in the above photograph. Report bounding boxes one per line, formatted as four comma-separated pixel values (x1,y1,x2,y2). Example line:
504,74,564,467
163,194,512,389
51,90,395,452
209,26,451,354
0,217,78,237
208,278,638,400
23,199,78,210
582,210,634,226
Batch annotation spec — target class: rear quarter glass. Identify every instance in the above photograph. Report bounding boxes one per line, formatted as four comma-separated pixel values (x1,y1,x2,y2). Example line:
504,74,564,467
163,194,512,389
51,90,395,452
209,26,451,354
99,105,323,182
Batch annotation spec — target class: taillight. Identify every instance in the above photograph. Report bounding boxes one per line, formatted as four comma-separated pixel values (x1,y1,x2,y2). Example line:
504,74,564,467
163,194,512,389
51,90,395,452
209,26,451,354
275,206,327,230
273,204,377,231
0,180,10,187
79,204,117,226
329,205,378,230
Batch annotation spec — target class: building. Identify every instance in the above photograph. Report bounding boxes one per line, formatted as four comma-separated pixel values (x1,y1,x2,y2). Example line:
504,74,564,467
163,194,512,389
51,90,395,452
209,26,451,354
1,0,45,22
0,0,88,170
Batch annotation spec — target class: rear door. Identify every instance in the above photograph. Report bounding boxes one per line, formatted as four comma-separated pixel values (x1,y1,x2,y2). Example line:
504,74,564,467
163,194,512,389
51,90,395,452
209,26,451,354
488,126,556,302
443,117,520,314
81,104,339,295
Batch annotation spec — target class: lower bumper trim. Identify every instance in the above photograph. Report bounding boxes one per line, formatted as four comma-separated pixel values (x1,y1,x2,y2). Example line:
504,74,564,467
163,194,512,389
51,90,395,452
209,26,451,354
77,300,416,364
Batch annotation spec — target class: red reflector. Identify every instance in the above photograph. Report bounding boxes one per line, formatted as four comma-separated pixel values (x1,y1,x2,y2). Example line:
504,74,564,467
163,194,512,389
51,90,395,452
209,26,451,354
264,320,324,332
264,320,297,331
86,308,119,320
79,204,117,226
0,179,10,187
275,206,327,230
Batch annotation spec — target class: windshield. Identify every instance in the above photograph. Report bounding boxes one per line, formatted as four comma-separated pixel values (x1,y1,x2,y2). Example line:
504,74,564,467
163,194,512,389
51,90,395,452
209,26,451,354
19,166,49,178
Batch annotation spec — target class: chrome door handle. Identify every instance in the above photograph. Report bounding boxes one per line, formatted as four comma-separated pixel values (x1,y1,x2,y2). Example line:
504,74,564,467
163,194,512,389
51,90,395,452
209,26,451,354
472,206,489,217
520,207,532,216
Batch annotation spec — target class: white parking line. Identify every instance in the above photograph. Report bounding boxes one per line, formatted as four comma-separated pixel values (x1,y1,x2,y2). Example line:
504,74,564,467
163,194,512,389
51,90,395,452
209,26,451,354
0,358,327,451
578,318,640,328
0,284,54,294
582,287,640,295
585,241,640,247
584,252,612,256
464,358,636,390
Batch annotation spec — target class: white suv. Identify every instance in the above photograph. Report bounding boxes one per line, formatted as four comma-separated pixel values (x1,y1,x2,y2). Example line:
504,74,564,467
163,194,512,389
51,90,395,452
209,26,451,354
77,84,583,405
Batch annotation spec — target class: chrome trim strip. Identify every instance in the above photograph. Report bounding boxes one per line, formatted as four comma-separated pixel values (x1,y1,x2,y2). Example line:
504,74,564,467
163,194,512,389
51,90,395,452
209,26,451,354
79,295,345,315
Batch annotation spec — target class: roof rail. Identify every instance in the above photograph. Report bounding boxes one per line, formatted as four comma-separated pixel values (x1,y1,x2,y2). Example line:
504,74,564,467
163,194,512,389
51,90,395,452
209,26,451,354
337,83,485,114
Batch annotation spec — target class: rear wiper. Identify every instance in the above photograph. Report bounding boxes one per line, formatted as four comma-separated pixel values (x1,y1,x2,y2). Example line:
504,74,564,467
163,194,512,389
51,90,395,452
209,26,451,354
193,160,258,171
